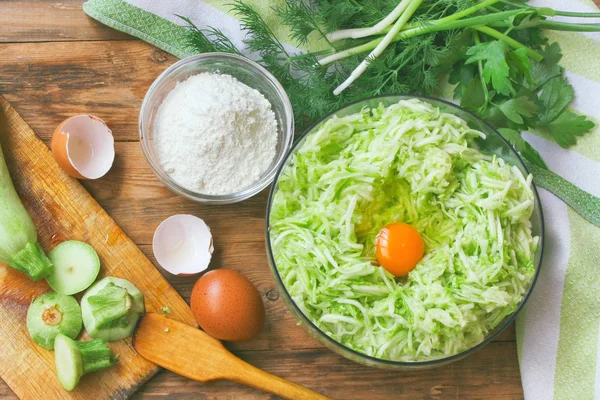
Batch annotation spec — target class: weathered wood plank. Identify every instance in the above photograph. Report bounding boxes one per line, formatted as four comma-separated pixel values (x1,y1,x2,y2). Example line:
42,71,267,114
75,141,270,245
0,0,537,393
134,343,524,399
0,1,132,42
0,92,520,398
0,383,16,400
1,342,523,400
0,41,175,142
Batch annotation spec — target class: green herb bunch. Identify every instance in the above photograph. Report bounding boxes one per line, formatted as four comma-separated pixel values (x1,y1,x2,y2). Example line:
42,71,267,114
180,0,600,168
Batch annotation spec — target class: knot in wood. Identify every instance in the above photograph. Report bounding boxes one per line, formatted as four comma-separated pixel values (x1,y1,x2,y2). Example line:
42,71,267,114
265,289,279,302
152,50,169,63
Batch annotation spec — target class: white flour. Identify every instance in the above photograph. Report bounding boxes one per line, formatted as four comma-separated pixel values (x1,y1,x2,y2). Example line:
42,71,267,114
154,72,278,195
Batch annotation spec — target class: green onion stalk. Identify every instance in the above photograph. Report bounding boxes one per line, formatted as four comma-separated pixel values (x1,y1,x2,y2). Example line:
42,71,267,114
320,0,600,95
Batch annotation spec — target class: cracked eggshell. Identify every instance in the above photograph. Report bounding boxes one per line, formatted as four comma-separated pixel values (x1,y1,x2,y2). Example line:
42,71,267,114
51,115,115,180
153,214,214,276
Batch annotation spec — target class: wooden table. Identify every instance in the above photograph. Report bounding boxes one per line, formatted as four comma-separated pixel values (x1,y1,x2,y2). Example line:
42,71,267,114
0,2,526,399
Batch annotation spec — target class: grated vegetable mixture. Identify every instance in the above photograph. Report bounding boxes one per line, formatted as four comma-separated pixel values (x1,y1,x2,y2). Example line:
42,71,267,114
269,99,539,362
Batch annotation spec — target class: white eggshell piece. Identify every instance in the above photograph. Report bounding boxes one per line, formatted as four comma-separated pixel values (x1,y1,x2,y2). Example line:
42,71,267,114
153,214,214,275
63,115,115,179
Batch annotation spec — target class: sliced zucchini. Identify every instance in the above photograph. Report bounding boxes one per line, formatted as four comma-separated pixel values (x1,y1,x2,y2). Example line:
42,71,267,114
26,292,82,350
47,241,101,295
81,277,144,342
54,334,117,391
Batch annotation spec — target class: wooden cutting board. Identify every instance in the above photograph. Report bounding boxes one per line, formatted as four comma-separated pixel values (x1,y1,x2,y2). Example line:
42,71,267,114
0,96,197,399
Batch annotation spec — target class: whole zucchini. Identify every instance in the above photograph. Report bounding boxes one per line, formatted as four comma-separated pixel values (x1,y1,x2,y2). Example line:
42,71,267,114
0,141,52,280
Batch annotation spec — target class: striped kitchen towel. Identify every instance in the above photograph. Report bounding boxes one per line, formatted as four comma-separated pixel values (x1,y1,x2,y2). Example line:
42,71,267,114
83,0,600,398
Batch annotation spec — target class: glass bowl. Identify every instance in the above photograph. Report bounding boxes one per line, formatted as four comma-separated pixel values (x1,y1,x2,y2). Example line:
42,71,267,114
139,53,294,204
265,95,544,369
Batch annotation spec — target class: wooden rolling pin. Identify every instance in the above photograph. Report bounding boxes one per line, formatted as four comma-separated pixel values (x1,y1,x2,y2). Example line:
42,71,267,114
134,313,330,399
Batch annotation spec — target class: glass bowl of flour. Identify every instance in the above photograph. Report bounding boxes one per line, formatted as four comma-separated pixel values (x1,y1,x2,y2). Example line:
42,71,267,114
139,53,294,204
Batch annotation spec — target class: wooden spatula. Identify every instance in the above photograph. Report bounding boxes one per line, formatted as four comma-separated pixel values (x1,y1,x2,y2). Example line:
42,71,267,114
134,313,330,399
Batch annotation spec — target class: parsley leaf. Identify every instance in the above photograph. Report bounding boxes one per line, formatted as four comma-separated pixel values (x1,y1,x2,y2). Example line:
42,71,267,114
465,41,512,96
527,42,562,90
498,128,547,169
508,48,533,85
538,77,574,124
536,75,594,146
461,76,487,111
545,110,596,148
497,96,538,125
449,63,476,100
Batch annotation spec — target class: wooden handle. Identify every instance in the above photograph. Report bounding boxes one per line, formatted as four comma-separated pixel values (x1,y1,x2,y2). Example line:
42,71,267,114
134,313,330,400
224,357,330,400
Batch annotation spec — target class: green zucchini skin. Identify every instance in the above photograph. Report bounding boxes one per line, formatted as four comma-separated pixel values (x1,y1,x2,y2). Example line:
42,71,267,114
54,334,117,391
81,277,145,341
0,142,53,280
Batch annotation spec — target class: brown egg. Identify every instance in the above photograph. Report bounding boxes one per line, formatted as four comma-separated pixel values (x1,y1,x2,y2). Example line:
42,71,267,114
190,269,265,342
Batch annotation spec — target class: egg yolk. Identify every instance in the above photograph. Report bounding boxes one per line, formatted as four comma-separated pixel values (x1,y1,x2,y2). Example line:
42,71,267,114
375,222,424,277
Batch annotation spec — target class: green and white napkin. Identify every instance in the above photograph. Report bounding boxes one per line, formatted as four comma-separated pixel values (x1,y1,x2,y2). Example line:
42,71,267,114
83,0,600,398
